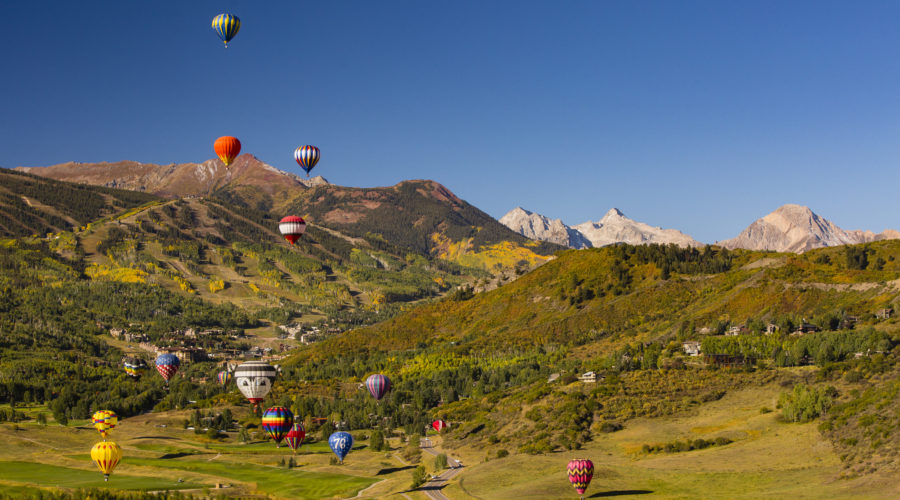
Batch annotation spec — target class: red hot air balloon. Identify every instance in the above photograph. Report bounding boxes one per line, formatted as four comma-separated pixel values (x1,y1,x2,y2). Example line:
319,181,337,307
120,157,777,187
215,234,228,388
567,459,594,499
278,216,306,245
365,374,391,401
432,420,448,432
214,136,241,166
285,422,306,453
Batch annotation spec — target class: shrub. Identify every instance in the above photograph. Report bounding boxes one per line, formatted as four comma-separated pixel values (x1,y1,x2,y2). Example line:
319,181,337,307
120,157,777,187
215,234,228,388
496,449,509,458
778,384,837,423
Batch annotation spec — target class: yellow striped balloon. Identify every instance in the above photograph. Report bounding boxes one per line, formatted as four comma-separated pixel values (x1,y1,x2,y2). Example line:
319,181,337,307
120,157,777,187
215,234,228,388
91,441,123,481
91,410,118,439
212,13,241,47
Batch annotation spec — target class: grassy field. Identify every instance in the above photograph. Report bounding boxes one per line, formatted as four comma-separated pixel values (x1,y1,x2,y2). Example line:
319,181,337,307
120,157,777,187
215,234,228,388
0,461,200,491
441,383,900,499
0,410,410,499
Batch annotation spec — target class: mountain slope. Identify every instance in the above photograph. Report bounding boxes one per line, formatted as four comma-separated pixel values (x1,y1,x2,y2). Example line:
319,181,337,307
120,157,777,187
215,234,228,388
281,180,563,267
720,204,899,253
0,167,160,237
499,207,591,248
15,154,322,211
17,158,561,270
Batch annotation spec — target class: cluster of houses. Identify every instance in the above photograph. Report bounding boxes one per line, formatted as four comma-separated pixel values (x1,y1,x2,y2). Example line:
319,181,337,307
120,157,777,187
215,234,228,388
278,323,342,345
682,307,894,358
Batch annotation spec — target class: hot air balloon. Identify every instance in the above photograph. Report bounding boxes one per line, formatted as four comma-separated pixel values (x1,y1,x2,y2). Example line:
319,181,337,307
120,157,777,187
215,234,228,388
567,458,594,500
285,422,306,454
234,361,278,408
294,145,320,177
123,356,147,378
211,13,241,47
155,353,180,386
365,374,391,401
91,441,123,481
278,216,307,245
262,406,294,447
432,419,448,432
217,369,233,386
91,410,118,439
214,136,241,166
328,431,354,464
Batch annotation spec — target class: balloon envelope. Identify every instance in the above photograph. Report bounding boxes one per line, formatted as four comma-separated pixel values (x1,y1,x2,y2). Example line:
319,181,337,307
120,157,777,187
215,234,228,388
567,458,594,496
285,423,306,453
262,406,294,446
123,356,147,378
294,146,320,177
432,419,447,432
211,14,241,45
217,370,233,386
92,410,118,439
234,361,277,404
214,136,241,166
365,374,391,401
91,441,122,481
155,353,180,383
278,216,307,245
329,431,354,463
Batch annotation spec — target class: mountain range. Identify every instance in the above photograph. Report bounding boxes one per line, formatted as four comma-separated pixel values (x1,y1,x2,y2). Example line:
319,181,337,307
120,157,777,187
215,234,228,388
501,207,703,249
12,157,898,254
501,205,898,253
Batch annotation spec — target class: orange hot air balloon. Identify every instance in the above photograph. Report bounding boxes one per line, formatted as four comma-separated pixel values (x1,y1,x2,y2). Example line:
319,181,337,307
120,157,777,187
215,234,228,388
214,136,241,166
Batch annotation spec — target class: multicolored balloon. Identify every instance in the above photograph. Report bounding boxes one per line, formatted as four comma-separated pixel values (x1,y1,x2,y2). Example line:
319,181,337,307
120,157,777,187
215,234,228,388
278,216,307,245
123,356,147,378
234,361,278,406
155,353,180,385
294,145,320,177
262,406,294,447
211,13,241,47
91,410,118,439
365,374,391,401
217,369,233,386
567,458,594,499
285,422,306,454
328,431,354,464
432,419,447,432
91,441,123,481
213,136,241,166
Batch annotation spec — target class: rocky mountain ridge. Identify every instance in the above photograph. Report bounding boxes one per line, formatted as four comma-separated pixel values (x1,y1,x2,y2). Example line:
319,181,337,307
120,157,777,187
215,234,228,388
500,207,702,249
719,204,900,253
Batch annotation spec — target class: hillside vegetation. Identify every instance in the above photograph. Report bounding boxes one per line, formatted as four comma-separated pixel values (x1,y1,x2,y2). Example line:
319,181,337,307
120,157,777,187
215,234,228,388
0,168,159,237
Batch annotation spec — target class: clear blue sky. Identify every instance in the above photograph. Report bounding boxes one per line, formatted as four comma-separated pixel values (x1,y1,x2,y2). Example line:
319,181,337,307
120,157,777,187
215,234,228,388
3,1,900,243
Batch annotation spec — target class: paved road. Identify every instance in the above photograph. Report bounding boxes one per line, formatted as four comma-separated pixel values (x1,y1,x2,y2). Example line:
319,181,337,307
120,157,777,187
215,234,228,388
420,438,464,500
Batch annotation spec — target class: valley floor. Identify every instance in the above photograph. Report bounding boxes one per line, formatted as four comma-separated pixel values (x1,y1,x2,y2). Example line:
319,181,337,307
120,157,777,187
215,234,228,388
438,383,898,499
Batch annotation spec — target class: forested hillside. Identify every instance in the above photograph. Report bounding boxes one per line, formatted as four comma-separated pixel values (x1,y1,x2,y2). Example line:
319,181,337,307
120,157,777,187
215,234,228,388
286,240,900,473
0,168,159,237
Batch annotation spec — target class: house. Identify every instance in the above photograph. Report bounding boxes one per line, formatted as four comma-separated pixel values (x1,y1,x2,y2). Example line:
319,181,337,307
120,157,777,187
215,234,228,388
840,316,858,330
698,327,711,335
547,373,560,383
705,353,751,366
682,341,702,356
578,371,598,383
725,325,746,336
765,323,779,335
876,308,893,319
109,328,125,339
792,322,820,335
